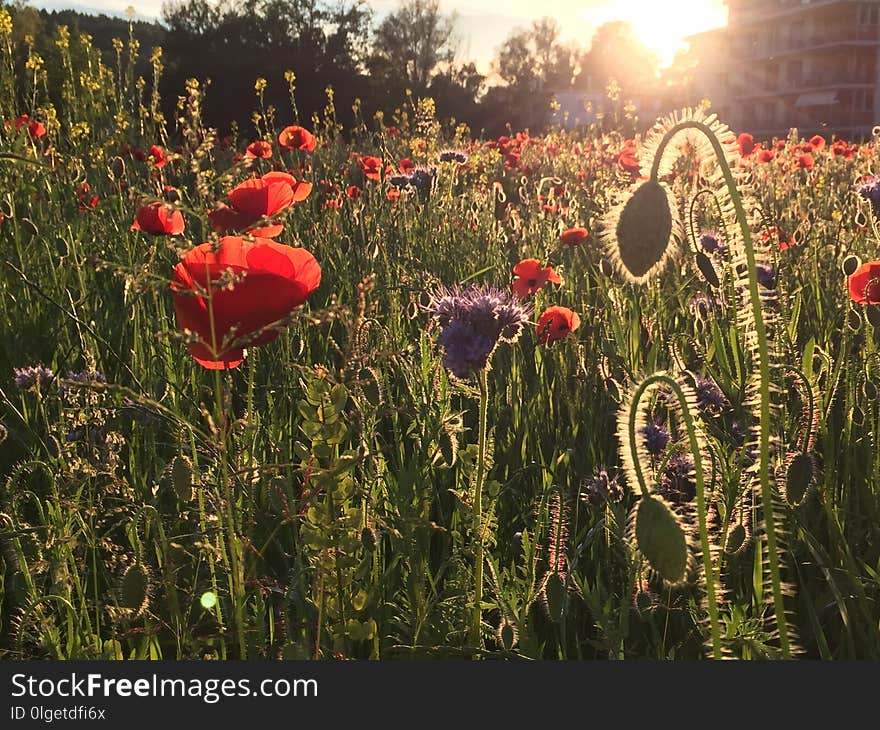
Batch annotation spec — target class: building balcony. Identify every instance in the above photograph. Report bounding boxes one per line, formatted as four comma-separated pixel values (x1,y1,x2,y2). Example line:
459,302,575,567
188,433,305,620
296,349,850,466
733,26,880,59
728,70,877,100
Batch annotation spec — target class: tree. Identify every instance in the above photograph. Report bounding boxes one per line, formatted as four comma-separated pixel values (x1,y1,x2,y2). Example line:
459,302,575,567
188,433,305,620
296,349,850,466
160,0,373,131
486,17,581,133
495,18,578,93
576,21,658,95
369,0,457,95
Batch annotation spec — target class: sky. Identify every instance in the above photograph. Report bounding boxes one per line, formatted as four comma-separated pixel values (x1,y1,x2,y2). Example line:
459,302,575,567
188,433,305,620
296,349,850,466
32,0,729,71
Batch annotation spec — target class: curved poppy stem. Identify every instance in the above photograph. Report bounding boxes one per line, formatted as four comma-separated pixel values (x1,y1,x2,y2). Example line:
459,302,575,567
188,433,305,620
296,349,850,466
470,368,489,651
650,121,791,658
626,372,721,659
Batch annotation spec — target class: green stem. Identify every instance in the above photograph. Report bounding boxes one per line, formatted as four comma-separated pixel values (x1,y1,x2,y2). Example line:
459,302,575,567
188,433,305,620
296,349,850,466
651,120,791,658
627,373,722,658
471,369,489,649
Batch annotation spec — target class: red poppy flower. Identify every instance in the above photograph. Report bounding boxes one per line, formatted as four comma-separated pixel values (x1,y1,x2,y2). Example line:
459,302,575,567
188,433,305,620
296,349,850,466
149,145,168,168
209,171,311,237
757,149,775,163
848,260,880,305
796,153,814,170
278,125,317,152
535,306,581,346
245,140,273,159
775,139,787,151
560,227,589,245
358,155,383,181
831,140,853,159
737,133,756,157
398,158,415,173
761,226,794,251
171,236,321,369
386,126,401,136
346,185,362,199
131,201,185,235
74,182,99,212
14,114,46,138
512,259,562,299
618,142,641,177
29,119,46,138
809,135,826,150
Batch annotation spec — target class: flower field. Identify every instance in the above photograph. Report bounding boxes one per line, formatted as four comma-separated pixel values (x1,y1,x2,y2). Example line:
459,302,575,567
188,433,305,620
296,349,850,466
2,16,880,661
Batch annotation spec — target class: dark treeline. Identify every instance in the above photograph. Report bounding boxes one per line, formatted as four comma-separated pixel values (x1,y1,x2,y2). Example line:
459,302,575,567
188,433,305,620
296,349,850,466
4,0,666,136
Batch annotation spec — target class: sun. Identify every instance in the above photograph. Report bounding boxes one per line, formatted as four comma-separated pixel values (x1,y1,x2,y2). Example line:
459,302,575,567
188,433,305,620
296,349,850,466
581,0,729,67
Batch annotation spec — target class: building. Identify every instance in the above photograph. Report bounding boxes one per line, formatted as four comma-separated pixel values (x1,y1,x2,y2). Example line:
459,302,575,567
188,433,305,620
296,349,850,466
689,0,880,140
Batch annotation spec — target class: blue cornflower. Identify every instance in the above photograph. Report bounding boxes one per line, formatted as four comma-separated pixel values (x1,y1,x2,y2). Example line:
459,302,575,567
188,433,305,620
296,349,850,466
856,175,880,217
388,166,436,200
428,285,531,379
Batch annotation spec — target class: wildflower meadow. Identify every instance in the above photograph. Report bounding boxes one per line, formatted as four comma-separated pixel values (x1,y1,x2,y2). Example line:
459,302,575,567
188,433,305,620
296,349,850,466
2,11,880,663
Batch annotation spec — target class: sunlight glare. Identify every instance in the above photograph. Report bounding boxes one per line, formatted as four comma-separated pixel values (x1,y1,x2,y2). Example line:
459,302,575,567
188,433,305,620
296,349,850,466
579,0,729,67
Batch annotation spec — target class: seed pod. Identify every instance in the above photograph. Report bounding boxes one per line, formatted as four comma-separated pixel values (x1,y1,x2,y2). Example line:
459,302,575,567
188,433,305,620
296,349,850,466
842,255,861,277
696,251,719,287
608,180,678,282
170,455,194,502
784,453,816,506
118,564,151,616
635,495,688,584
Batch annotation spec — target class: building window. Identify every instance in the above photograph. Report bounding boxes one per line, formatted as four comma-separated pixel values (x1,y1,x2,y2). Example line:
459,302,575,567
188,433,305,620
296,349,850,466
852,90,875,112
859,3,880,24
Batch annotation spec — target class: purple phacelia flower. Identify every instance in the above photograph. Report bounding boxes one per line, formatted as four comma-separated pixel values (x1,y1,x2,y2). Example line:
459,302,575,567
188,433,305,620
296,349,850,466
640,418,670,455
60,369,106,397
658,453,696,504
699,229,726,255
756,264,776,288
389,166,436,199
856,175,880,218
580,468,623,508
13,364,55,391
439,149,469,164
428,284,531,379
693,373,728,412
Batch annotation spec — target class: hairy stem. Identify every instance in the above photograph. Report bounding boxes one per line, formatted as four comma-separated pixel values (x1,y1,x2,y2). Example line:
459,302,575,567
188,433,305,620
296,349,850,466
651,120,790,657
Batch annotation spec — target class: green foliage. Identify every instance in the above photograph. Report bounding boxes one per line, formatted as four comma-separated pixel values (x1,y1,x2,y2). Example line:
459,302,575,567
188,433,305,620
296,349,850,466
0,16,879,661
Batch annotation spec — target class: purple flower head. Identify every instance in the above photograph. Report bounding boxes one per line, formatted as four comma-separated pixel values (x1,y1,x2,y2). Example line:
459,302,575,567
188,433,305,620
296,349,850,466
60,369,106,397
439,149,469,164
389,174,411,188
756,264,776,289
658,453,696,504
688,291,722,319
856,175,880,217
640,418,670,455
580,468,623,508
699,229,726,255
428,284,531,379
14,364,55,391
389,166,436,200
693,373,728,412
